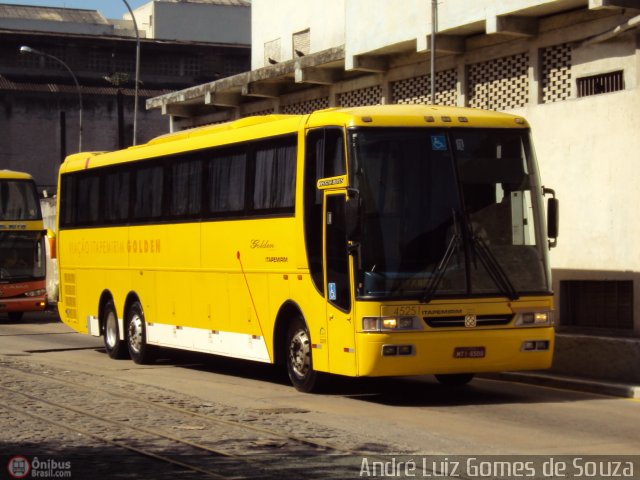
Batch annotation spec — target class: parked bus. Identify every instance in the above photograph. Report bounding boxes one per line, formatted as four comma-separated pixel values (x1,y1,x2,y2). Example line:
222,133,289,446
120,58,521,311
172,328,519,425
55,105,558,392
0,170,47,321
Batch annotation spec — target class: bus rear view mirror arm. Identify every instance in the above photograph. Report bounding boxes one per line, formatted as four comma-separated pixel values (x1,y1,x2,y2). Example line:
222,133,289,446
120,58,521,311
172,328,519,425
346,188,361,241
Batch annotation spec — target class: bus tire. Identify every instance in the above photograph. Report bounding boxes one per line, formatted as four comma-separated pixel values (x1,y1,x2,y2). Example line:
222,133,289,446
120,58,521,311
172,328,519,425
435,373,474,387
103,300,128,359
126,301,155,365
286,317,319,393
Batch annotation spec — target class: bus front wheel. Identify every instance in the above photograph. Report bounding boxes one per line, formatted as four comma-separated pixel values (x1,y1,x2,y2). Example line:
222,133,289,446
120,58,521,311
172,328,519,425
126,301,155,365
103,300,128,359
286,318,319,393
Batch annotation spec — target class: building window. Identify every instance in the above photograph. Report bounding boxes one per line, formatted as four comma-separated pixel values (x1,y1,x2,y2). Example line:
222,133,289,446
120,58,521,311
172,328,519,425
391,69,457,106
560,280,633,332
293,28,310,58
264,38,281,66
337,85,382,107
181,57,202,77
156,56,180,76
467,53,529,111
541,43,572,104
87,51,110,74
282,97,329,114
577,71,624,97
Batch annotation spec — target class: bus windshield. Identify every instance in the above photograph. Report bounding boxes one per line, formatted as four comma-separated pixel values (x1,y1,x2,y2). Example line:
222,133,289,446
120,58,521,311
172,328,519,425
0,179,41,221
350,127,551,301
0,231,46,281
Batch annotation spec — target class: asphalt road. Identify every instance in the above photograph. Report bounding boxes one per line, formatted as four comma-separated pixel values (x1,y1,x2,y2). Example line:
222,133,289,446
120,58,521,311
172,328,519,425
1,311,639,479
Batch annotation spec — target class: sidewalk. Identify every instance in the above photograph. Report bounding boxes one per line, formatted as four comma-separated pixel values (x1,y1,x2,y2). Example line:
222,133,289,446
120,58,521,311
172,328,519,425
487,371,640,399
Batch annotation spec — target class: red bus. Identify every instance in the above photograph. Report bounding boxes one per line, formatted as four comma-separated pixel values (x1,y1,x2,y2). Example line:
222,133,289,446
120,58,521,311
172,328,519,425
0,170,47,321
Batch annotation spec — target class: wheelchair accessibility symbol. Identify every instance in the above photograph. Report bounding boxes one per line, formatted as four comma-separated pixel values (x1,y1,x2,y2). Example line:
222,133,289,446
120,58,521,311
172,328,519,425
328,282,337,301
431,135,447,151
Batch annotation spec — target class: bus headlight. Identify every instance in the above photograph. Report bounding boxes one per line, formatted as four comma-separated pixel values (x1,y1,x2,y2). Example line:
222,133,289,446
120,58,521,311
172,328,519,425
362,316,423,332
515,311,553,327
24,289,46,297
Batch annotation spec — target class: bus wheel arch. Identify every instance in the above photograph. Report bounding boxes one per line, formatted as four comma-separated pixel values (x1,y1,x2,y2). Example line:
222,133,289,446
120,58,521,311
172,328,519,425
99,290,127,359
273,301,303,367
274,302,320,393
124,293,155,365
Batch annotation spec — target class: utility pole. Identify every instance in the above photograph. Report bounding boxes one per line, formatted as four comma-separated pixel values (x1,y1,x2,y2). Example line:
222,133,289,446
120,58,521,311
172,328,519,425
122,0,141,146
430,0,438,103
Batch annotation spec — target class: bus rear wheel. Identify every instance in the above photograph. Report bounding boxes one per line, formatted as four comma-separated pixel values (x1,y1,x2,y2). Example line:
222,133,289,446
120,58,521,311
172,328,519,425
286,318,319,393
126,301,155,365
103,300,127,359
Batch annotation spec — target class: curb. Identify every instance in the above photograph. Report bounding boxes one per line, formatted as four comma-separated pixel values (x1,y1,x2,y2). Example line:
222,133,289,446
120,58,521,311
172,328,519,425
484,371,640,399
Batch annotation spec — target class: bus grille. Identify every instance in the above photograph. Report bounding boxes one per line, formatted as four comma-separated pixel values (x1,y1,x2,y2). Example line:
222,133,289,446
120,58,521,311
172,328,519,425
423,314,513,328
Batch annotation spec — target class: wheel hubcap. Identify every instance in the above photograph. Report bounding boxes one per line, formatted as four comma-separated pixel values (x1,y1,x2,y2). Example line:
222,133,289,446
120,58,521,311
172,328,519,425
128,314,143,354
289,329,311,378
105,312,118,348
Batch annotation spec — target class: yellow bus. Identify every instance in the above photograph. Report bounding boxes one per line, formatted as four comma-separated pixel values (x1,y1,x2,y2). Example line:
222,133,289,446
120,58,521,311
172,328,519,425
1,170,48,321
56,105,558,392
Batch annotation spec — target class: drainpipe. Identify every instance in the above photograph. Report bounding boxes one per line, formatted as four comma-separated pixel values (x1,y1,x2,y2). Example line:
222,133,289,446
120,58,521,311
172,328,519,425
581,14,640,46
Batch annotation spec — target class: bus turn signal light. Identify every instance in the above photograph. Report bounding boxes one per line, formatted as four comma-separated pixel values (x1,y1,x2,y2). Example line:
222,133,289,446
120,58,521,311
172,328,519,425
363,316,422,332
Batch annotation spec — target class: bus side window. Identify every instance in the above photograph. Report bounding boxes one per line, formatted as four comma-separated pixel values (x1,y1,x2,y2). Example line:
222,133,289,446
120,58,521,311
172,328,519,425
170,157,202,217
104,171,130,223
323,129,346,178
133,164,163,220
76,173,101,226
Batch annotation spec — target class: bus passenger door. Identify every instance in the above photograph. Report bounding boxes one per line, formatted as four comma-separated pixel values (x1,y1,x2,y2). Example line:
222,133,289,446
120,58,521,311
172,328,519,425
324,193,357,376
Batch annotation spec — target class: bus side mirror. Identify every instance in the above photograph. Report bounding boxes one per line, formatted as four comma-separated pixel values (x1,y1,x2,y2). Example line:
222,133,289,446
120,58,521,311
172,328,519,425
345,188,361,241
543,187,559,249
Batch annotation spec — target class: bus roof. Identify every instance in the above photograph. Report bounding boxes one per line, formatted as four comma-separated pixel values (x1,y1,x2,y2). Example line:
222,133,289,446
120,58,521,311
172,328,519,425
61,105,529,173
307,105,530,129
0,170,35,181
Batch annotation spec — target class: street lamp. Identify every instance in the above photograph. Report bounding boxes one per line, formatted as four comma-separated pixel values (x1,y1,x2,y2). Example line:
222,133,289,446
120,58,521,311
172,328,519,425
122,0,140,146
19,45,83,152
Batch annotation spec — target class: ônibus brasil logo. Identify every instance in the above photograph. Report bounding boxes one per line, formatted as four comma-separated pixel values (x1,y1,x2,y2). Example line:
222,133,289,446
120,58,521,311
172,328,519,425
7,456,31,479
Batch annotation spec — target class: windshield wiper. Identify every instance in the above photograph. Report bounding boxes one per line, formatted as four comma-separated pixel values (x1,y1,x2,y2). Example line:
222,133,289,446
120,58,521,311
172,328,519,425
421,210,461,303
468,233,519,301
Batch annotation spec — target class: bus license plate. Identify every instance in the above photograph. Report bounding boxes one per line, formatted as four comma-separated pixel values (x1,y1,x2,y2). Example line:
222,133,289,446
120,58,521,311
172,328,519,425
453,347,485,359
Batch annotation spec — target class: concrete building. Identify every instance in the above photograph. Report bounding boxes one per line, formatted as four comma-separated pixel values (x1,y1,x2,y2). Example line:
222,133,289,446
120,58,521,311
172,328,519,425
0,1,250,191
148,0,640,383
127,0,250,44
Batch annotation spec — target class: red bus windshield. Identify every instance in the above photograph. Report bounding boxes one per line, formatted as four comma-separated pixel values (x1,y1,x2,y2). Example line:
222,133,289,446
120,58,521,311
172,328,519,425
0,179,42,221
0,231,46,281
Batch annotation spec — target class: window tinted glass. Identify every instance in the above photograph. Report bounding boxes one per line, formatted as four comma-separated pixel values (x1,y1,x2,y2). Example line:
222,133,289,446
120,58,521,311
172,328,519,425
76,174,100,225
253,139,296,211
104,171,130,222
59,133,298,228
60,175,76,227
171,158,202,217
208,151,246,214
0,180,41,221
133,165,163,220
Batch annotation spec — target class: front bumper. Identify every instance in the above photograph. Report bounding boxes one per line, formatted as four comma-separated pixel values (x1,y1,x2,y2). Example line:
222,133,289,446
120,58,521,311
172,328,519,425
356,327,554,377
0,296,47,314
